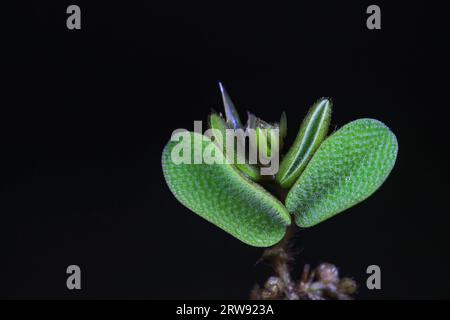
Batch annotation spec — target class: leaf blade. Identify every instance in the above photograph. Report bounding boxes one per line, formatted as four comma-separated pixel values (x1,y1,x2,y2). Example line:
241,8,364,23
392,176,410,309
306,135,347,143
209,113,261,181
162,132,290,247
286,118,398,227
276,98,332,188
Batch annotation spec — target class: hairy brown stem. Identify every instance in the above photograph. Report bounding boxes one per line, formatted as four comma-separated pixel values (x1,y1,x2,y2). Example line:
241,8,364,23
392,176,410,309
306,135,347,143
252,225,357,300
250,179,357,300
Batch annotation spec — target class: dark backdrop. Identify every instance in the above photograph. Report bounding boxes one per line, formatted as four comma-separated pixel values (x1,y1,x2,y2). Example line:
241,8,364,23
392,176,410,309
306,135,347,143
6,1,450,299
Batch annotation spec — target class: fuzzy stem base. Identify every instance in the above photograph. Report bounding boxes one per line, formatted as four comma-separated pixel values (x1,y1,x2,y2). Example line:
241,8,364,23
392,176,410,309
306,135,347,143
250,223,357,300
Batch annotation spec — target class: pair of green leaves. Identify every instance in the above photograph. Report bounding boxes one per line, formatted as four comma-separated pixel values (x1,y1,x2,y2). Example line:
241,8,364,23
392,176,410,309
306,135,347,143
162,85,398,247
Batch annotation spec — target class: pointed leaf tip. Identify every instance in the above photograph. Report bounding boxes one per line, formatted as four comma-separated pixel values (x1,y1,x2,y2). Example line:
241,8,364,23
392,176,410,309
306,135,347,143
218,82,243,129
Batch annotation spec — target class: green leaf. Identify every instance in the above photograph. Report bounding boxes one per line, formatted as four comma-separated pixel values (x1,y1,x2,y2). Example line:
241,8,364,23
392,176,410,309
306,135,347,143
256,127,271,158
209,113,261,181
276,98,332,188
286,118,398,227
162,132,290,247
246,112,283,160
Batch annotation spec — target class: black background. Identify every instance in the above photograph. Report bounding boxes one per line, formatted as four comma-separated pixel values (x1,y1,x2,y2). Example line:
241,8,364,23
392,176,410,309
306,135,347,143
6,1,450,299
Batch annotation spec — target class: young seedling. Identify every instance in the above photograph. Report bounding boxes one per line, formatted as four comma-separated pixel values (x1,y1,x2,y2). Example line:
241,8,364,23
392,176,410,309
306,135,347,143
161,83,398,299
